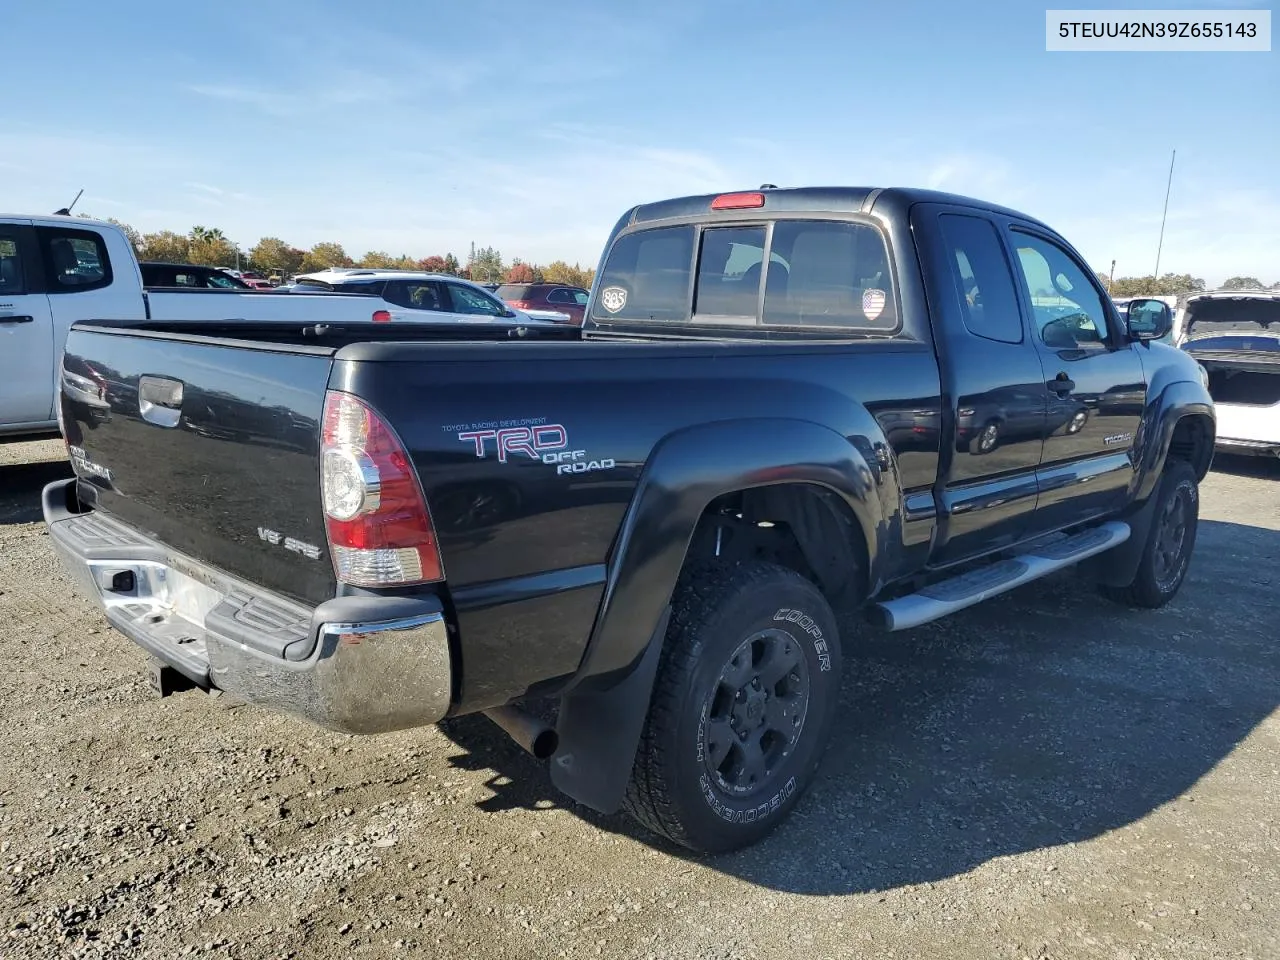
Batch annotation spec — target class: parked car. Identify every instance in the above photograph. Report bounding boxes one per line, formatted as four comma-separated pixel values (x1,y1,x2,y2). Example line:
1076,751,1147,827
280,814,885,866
496,283,590,325
0,217,550,445
293,269,570,324
42,185,1213,855
139,262,249,289
1180,289,1280,458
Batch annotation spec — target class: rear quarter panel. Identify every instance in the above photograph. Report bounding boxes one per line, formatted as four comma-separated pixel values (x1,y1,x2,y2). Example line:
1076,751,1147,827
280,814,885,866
333,338,941,710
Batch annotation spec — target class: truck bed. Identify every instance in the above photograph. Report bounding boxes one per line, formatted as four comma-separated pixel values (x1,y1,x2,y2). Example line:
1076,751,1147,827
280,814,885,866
55,318,941,711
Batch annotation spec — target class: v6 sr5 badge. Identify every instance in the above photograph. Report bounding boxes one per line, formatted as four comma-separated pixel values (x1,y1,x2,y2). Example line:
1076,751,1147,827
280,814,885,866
456,422,616,476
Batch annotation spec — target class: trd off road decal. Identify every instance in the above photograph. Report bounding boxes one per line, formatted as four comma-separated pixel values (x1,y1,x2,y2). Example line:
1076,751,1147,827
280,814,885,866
442,417,616,476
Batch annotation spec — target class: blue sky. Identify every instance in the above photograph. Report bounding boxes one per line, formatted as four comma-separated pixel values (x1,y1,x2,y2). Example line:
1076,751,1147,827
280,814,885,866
3,0,1276,284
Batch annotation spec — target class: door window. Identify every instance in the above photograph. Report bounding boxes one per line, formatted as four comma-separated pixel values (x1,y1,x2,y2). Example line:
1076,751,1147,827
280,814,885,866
1010,232,1111,349
0,234,25,295
445,282,509,316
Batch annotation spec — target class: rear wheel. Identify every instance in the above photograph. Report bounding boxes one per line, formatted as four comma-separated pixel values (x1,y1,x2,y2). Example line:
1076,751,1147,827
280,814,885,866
1099,458,1199,608
624,561,843,854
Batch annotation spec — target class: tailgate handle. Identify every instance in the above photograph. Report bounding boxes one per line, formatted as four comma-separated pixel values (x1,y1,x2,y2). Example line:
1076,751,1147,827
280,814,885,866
139,375,184,428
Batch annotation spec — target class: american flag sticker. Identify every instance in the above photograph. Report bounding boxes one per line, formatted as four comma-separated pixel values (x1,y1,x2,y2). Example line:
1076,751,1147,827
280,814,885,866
862,288,886,321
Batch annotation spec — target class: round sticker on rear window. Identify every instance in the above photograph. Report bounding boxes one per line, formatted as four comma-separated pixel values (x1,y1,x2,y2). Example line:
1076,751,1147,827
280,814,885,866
600,286,628,314
862,288,886,321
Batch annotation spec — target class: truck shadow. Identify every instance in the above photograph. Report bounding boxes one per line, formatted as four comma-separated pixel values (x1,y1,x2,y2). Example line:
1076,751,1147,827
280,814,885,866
437,516,1280,895
0,458,73,526
1210,453,1280,480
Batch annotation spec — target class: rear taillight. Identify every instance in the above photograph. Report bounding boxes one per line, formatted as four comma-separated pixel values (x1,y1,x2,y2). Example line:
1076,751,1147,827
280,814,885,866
320,391,443,587
372,310,392,322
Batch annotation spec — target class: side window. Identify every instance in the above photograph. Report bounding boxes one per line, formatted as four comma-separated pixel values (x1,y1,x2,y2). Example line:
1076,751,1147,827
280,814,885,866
0,233,27,295
205,271,242,289
334,280,386,297
593,225,695,322
937,214,1023,344
446,282,508,316
571,290,589,305
546,288,571,304
37,227,112,293
1011,232,1110,348
694,226,766,321
384,280,445,311
763,220,897,330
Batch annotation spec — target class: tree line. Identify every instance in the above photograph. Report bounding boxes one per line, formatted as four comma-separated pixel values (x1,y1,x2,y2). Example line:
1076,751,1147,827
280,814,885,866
1095,271,1279,298
85,216,1274,297
95,218,596,289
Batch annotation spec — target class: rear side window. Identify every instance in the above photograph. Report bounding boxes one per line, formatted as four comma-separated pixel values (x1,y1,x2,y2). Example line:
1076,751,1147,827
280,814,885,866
37,227,112,293
497,284,534,301
384,280,445,311
334,279,386,296
594,225,694,321
763,221,895,330
0,233,26,295
937,214,1023,344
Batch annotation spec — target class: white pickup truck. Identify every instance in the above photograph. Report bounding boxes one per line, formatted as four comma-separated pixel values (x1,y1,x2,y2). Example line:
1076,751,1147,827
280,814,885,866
0,214,554,441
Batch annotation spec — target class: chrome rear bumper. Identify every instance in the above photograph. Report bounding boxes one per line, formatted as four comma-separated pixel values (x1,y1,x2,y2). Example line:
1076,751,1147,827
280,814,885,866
43,478,453,734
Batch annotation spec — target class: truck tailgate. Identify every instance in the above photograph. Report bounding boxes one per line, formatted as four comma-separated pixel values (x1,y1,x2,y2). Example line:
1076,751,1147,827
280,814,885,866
59,326,338,606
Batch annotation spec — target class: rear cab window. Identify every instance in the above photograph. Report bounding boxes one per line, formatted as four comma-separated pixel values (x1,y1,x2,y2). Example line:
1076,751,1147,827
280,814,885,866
592,217,897,334
36,227,112,293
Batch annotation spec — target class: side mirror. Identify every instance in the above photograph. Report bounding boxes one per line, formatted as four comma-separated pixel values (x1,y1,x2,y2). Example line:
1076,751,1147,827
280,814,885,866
1126,298,1173,342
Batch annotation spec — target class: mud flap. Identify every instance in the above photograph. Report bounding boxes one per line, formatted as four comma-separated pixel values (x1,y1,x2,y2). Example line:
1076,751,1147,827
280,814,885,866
1083,484,1160,587
549,606,670,814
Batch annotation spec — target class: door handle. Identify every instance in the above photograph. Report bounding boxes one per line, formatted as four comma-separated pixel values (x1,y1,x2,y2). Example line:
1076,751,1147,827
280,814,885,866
0,315,34,324
1048,373,1076,396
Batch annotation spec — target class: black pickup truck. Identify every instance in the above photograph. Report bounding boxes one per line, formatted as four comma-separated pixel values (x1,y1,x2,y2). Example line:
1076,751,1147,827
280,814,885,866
43,186,1214,854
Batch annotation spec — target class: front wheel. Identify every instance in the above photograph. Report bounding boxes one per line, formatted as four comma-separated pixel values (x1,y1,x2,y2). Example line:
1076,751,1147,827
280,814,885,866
972,420,1001,455
1099,458,1200,608
624,561,843,854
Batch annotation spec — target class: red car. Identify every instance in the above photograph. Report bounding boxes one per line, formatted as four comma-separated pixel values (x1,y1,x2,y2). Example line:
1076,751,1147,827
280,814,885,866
496,283,590,325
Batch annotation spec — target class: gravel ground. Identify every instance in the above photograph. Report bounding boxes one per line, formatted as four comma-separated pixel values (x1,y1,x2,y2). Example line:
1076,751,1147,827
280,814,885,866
1,437,1277,960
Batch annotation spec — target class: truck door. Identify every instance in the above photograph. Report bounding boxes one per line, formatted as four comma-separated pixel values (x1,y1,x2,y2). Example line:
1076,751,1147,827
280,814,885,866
0,222,56,428
1005,227,1146,529
913,205,1048,565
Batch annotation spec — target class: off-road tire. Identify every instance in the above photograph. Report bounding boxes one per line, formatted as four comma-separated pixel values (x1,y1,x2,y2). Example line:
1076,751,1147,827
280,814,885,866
1099,458,1199,609
623,560,843,854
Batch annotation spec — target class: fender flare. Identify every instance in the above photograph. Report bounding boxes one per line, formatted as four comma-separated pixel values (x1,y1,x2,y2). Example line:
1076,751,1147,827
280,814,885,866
1132,379,1215,502
1089,379,1214,587
549,416,888,814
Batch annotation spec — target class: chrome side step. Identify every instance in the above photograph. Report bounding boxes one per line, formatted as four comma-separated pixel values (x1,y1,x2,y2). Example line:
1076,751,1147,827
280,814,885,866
871,521,1131,631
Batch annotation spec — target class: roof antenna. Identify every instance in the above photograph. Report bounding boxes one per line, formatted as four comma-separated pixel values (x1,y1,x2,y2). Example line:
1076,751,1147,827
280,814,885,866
54,188,84,217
